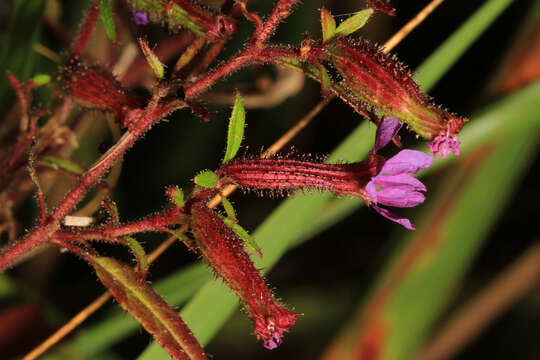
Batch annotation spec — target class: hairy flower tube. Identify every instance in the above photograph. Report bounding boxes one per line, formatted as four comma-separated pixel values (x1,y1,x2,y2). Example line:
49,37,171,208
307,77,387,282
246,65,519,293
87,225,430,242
62,61,142,125
190,203,299,349
217,157,383,198
366,116,434,229
327,38,465,145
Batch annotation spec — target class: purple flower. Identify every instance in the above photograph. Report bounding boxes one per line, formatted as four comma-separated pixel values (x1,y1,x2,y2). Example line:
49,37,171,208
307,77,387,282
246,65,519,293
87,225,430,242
132,10,149,25
428,134,461,158
367,116,433,230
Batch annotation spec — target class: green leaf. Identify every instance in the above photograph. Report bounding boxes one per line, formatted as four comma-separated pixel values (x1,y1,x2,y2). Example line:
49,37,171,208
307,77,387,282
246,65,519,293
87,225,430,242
222,91,245,164
99,0,116,41
124,237,148,277
166,186,185,207
319,64,332,96
103,198,121,224
90,257,206,360
32,73,51,85
194,171,218,188
222,217,262,258
320,8,336,42
220,196,236,222
167,228,197,252
335,8,374,37
40,156,85,175
139,39,165,79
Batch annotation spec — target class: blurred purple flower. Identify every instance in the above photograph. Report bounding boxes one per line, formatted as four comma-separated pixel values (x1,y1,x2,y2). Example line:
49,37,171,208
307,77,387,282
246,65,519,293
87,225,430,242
132,10,148,25
367,116,433,230
428,134,461,157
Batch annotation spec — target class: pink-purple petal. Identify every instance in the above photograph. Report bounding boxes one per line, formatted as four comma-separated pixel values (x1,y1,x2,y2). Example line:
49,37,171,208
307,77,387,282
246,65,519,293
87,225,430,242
377,188,425,207
372,174,426,192
371,205,415,230
366,180,378,203
374,116,402,153
428,135,461,158
381,150,433,176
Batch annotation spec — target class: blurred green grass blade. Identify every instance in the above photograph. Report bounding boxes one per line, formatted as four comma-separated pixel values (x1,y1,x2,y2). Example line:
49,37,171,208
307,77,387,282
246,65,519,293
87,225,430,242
414,0,514,90
42,264,211,360
138,0,518,357
0,0,45,115
330,131,538,360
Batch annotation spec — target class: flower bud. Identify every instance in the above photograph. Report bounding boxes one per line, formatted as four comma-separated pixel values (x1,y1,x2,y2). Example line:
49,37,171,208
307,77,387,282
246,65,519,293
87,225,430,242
329,38,465,140
62,61,142,126
190,203,299,349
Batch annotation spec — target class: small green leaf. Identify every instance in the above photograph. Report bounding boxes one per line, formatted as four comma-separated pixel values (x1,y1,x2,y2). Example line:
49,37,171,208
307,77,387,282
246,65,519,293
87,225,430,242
40,156,85,175
90,256,207,360
139,38,165,79
166,186,185,207
32,73,50,85
222,91,245,164
102,198,120,223
166,228,197,252
220,196,236,222
319,64,332,96
99,0,116,41
124,236,148,277
194,171,218,188
222,217,262,258
335,9,373,37
320,8,336,42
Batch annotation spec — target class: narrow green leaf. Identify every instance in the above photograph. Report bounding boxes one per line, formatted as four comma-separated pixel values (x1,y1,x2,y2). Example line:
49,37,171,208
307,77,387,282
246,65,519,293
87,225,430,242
124,237,148,277
335,9,374,37
320,8,336,42
222,91,245,164
90,257,207,360
220,196,236,222
319,64,332,96
194,171,218,188
222,217,262,258
40,156,85,175
167,228,197,252
138,38,165,79
99,0,116,41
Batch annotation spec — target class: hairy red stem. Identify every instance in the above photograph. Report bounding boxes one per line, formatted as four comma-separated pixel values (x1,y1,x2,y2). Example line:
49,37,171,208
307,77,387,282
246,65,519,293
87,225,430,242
71,0,100,59
0,99,185,272
60,206,185,242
